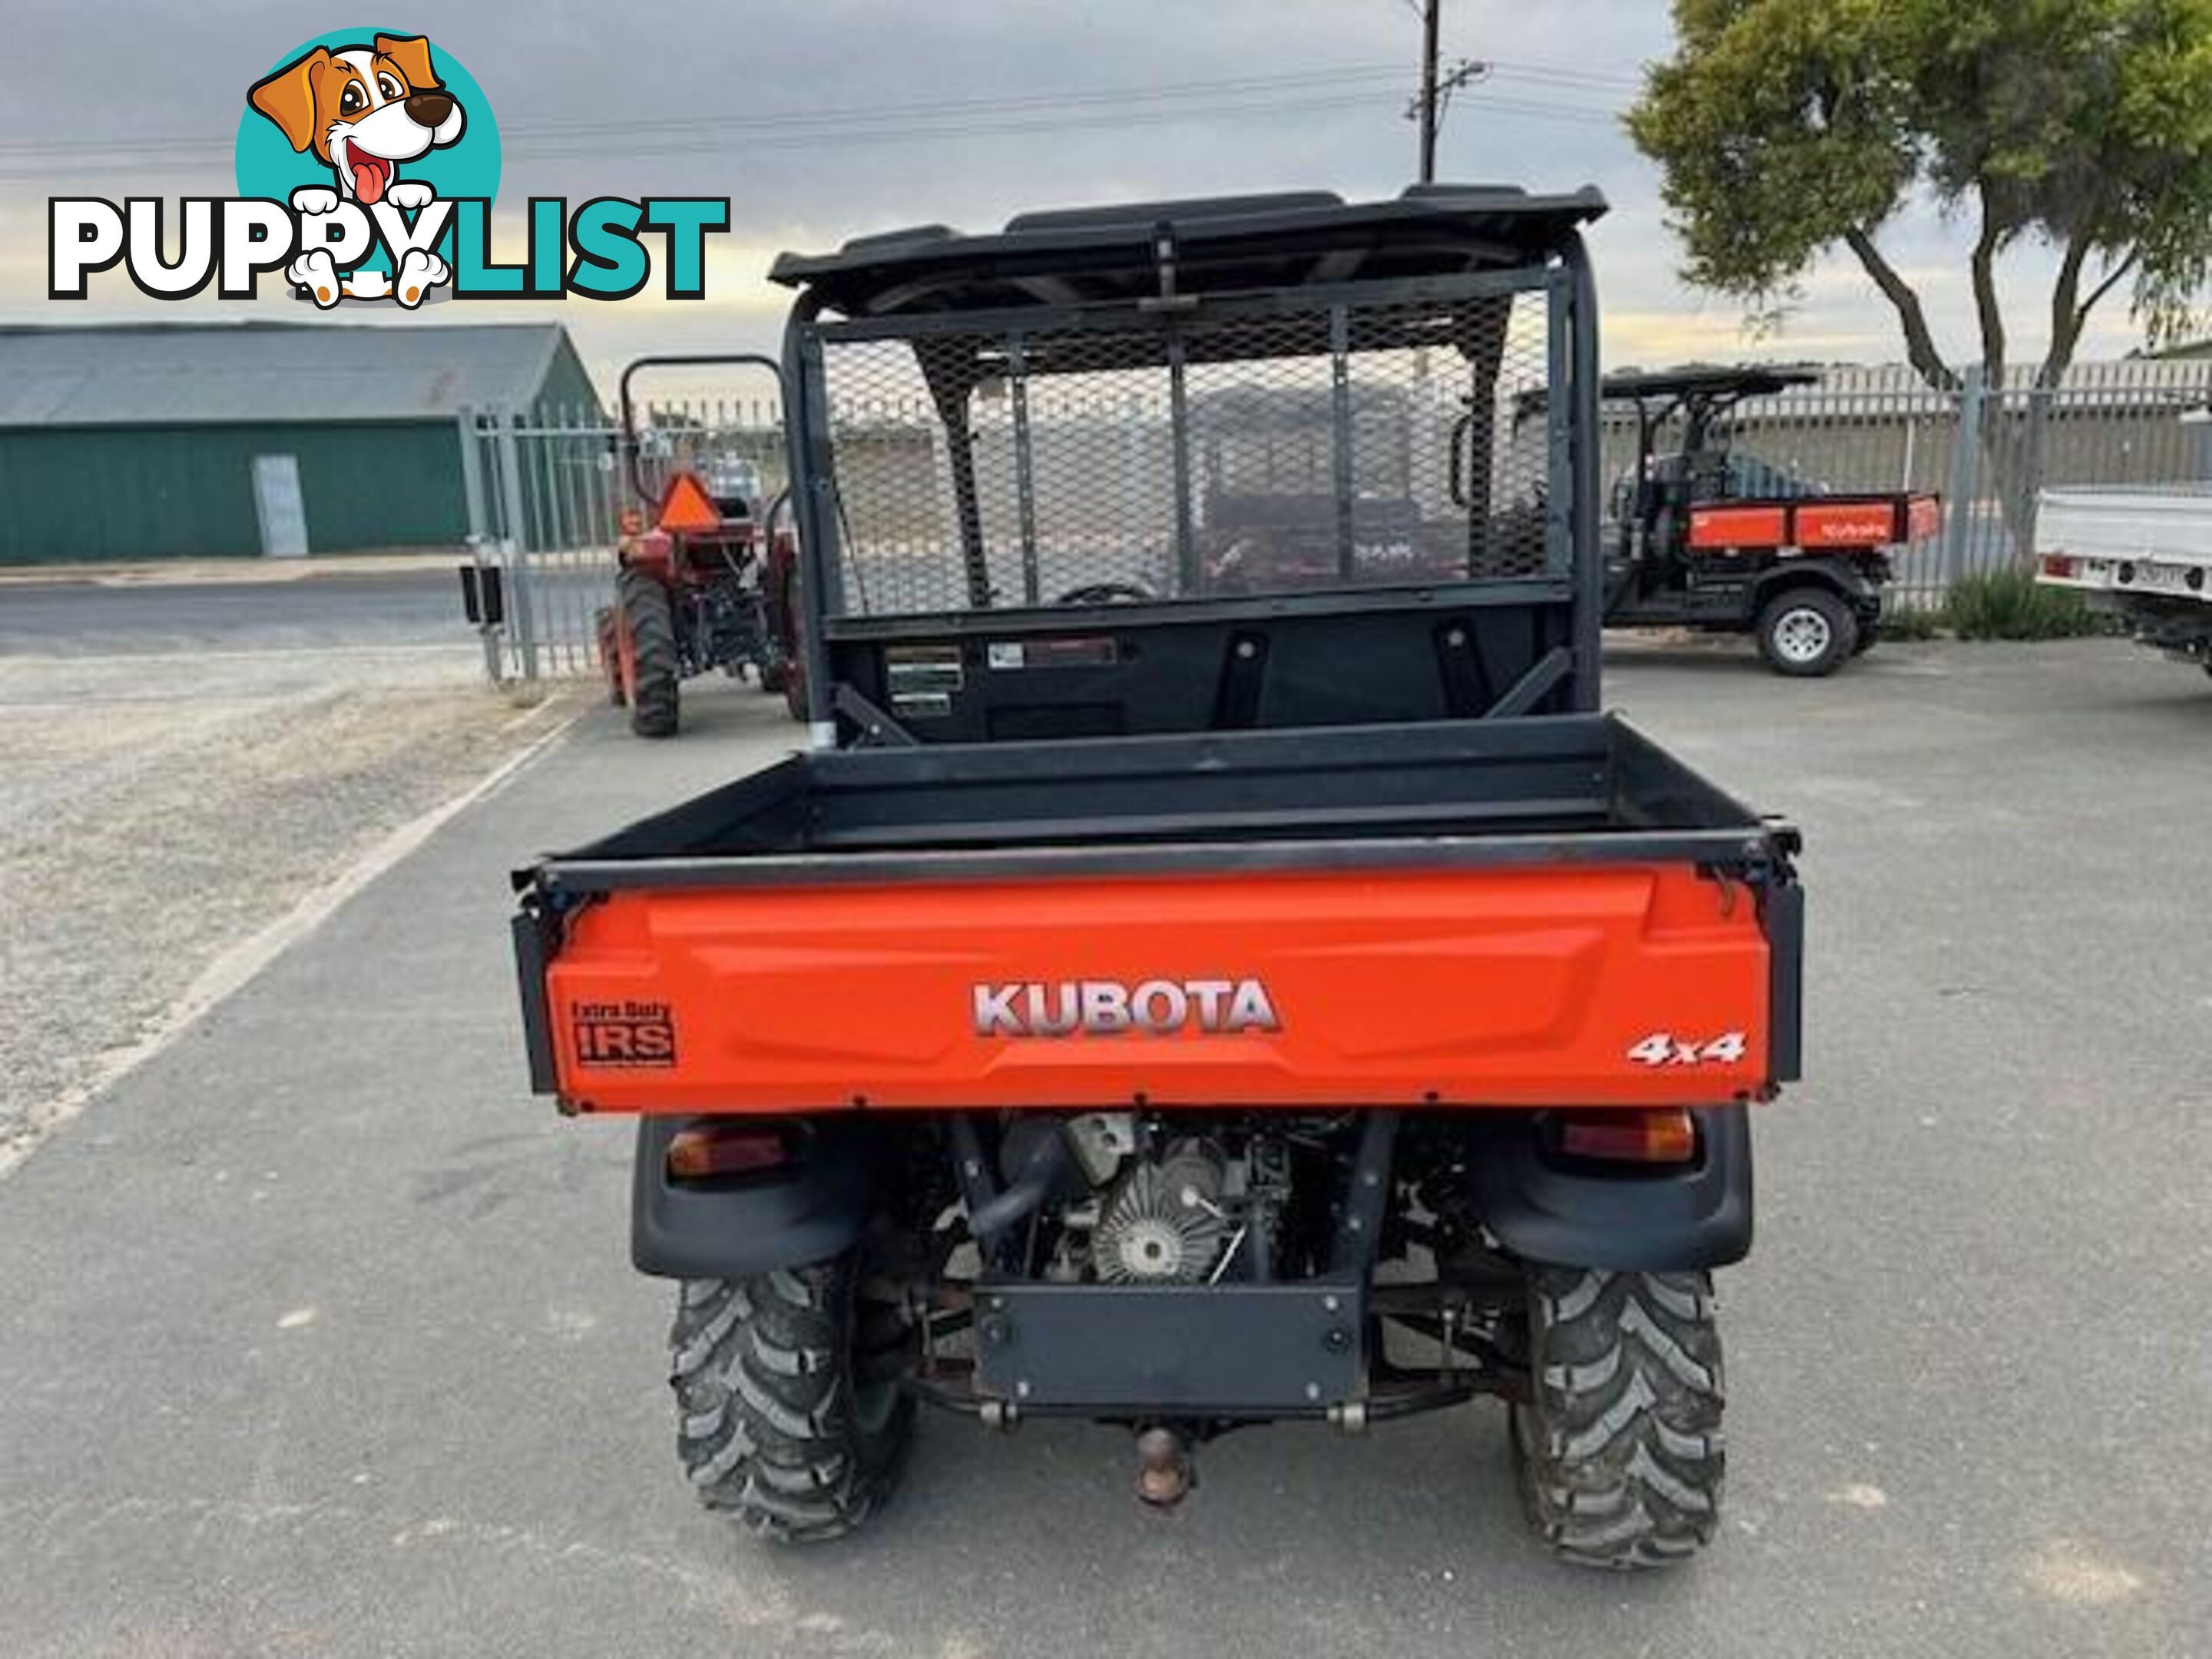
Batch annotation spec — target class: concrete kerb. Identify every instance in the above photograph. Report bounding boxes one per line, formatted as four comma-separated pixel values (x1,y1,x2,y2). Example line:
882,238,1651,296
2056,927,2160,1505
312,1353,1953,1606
0,551,467,588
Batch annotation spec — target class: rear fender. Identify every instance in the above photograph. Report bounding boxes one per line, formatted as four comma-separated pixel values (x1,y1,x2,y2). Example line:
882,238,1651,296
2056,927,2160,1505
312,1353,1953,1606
1469,1104,1752,1271
1755,558,1879,610
621,530,677,579
631,1117,872,1279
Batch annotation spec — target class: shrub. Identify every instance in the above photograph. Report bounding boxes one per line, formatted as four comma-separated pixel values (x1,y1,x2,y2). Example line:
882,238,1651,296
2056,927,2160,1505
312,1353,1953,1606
1939,569,2108,641
1878,600,1945,641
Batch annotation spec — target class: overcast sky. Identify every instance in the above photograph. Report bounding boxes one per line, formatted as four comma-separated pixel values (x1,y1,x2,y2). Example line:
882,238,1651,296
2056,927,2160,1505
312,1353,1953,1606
0,0,2152,389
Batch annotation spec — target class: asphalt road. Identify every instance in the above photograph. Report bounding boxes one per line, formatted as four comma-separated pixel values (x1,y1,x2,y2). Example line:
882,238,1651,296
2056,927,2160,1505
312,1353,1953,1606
0,571,467,657
1,640,2207,1657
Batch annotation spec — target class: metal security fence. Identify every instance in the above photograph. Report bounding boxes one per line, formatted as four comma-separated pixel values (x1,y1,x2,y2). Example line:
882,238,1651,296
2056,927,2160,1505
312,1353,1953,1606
462,358,2212,681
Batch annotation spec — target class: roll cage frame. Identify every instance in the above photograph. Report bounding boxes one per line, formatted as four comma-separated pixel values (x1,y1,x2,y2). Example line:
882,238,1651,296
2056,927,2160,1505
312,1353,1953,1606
766,187,1611,746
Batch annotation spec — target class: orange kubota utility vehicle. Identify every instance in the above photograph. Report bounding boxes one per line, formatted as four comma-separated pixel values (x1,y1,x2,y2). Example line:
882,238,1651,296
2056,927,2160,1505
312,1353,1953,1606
1595,366,1941,675
512,186,1803,1568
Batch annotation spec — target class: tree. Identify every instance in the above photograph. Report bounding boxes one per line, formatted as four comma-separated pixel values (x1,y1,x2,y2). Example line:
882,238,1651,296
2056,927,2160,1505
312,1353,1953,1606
1627,0,2212,392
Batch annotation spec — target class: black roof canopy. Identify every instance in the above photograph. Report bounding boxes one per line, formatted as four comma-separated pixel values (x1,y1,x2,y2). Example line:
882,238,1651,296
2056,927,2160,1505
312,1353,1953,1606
1601,365,1823,402
770,184,1608,319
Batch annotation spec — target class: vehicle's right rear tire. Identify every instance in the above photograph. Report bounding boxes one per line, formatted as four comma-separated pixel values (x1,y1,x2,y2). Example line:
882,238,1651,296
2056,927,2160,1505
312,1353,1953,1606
1510,1267,1725,1570
670,1253,915,1545
617,566,681,737
1755,587,1857,676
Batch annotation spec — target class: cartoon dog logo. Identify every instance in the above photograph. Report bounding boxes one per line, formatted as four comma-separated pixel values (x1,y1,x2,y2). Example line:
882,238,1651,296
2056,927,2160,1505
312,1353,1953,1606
247,34,462,307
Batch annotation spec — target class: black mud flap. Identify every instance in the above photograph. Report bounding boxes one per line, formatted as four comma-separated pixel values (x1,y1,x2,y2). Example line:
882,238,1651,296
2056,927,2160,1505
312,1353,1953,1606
1469,1104,1753,1271
631,1118,872,1280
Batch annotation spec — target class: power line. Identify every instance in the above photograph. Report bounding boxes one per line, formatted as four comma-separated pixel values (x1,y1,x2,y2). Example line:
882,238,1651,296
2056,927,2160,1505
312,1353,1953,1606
505,65,1412,143
0,55,1638,161
0,59,1628,184
0,88,1409,180
1485,58,1644,93
2,91,1624,183
0,62,1412,160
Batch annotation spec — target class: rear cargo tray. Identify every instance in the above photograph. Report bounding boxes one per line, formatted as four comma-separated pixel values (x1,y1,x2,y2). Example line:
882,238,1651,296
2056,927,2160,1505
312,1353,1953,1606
529,713,1784,889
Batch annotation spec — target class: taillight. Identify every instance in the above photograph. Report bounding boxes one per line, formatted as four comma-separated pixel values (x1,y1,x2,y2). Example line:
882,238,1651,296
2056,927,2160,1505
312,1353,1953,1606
667,1124,786,1180
1551,1109,1698,1165
2040,553,2077,579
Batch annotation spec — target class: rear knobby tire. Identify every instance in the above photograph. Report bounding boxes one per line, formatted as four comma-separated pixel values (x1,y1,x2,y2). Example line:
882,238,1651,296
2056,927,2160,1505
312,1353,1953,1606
669,1257,914,1545
1512,1267,1725,1570
1755,587,1856,677
618,567,681,737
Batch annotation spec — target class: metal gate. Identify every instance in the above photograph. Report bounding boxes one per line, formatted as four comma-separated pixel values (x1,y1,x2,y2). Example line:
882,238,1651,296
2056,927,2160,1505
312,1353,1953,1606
461,399,786,683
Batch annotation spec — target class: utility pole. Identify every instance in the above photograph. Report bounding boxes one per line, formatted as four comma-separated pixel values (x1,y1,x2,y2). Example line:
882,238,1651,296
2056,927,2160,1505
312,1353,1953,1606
1418,0,1441,183
1406,4,1484,184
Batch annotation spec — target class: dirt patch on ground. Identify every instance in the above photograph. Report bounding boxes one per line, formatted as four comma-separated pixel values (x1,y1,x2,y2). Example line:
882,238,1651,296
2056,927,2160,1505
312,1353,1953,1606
0,664,563,1161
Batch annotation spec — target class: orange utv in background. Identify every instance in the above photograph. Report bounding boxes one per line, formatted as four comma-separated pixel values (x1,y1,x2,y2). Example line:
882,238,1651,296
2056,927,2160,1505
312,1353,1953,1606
512,185,1803,1567
1594,366,1942,674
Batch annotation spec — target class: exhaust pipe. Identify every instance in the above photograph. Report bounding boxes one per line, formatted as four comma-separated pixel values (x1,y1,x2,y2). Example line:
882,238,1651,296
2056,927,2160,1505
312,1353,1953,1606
1134,1426,1194,1508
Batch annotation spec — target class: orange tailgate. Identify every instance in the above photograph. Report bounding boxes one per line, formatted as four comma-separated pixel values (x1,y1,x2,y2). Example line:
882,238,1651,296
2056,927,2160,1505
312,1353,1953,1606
542,863,1774,1114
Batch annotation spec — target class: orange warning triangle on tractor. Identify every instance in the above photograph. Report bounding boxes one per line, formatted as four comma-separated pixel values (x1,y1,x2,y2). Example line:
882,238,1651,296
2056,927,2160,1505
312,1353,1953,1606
656,470,722,534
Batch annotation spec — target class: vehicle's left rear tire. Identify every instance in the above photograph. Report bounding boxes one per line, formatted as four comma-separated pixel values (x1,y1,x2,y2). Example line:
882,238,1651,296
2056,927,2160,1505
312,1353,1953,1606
670,1252,915,1545
618,566,681,737
1510,1267,1725,1569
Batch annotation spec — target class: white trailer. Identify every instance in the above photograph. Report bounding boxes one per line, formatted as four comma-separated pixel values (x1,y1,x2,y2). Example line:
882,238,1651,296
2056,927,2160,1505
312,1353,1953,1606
2035,485,2212,675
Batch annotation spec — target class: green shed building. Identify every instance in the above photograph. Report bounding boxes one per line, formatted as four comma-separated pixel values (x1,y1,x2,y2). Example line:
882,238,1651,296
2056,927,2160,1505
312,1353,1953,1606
0,320,599,564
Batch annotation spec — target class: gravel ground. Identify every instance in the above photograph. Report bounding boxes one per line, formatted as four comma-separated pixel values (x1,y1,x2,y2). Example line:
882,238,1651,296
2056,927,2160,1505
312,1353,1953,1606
0,645,567,1167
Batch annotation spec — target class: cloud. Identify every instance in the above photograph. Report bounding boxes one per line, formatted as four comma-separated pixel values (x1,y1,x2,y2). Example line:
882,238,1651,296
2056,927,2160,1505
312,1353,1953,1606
0,0,2173,386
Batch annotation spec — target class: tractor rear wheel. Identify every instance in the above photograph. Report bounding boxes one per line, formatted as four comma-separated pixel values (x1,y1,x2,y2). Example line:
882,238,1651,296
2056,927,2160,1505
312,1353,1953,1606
1510,1267,1725,1569
1755,587,1856,676
617,566,681,737
670,1249,916,1545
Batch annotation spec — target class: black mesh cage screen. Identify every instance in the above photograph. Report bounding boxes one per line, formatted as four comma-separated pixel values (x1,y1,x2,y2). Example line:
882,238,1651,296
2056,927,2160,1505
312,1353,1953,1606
808,277,1559,618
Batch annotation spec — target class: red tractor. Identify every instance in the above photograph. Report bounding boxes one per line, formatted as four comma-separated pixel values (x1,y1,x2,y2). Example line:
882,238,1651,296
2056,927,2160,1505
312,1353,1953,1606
598,355,805,736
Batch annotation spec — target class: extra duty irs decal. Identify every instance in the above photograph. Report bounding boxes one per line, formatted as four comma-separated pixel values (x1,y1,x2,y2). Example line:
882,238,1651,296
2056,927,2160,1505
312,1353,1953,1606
572,999,677,1067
